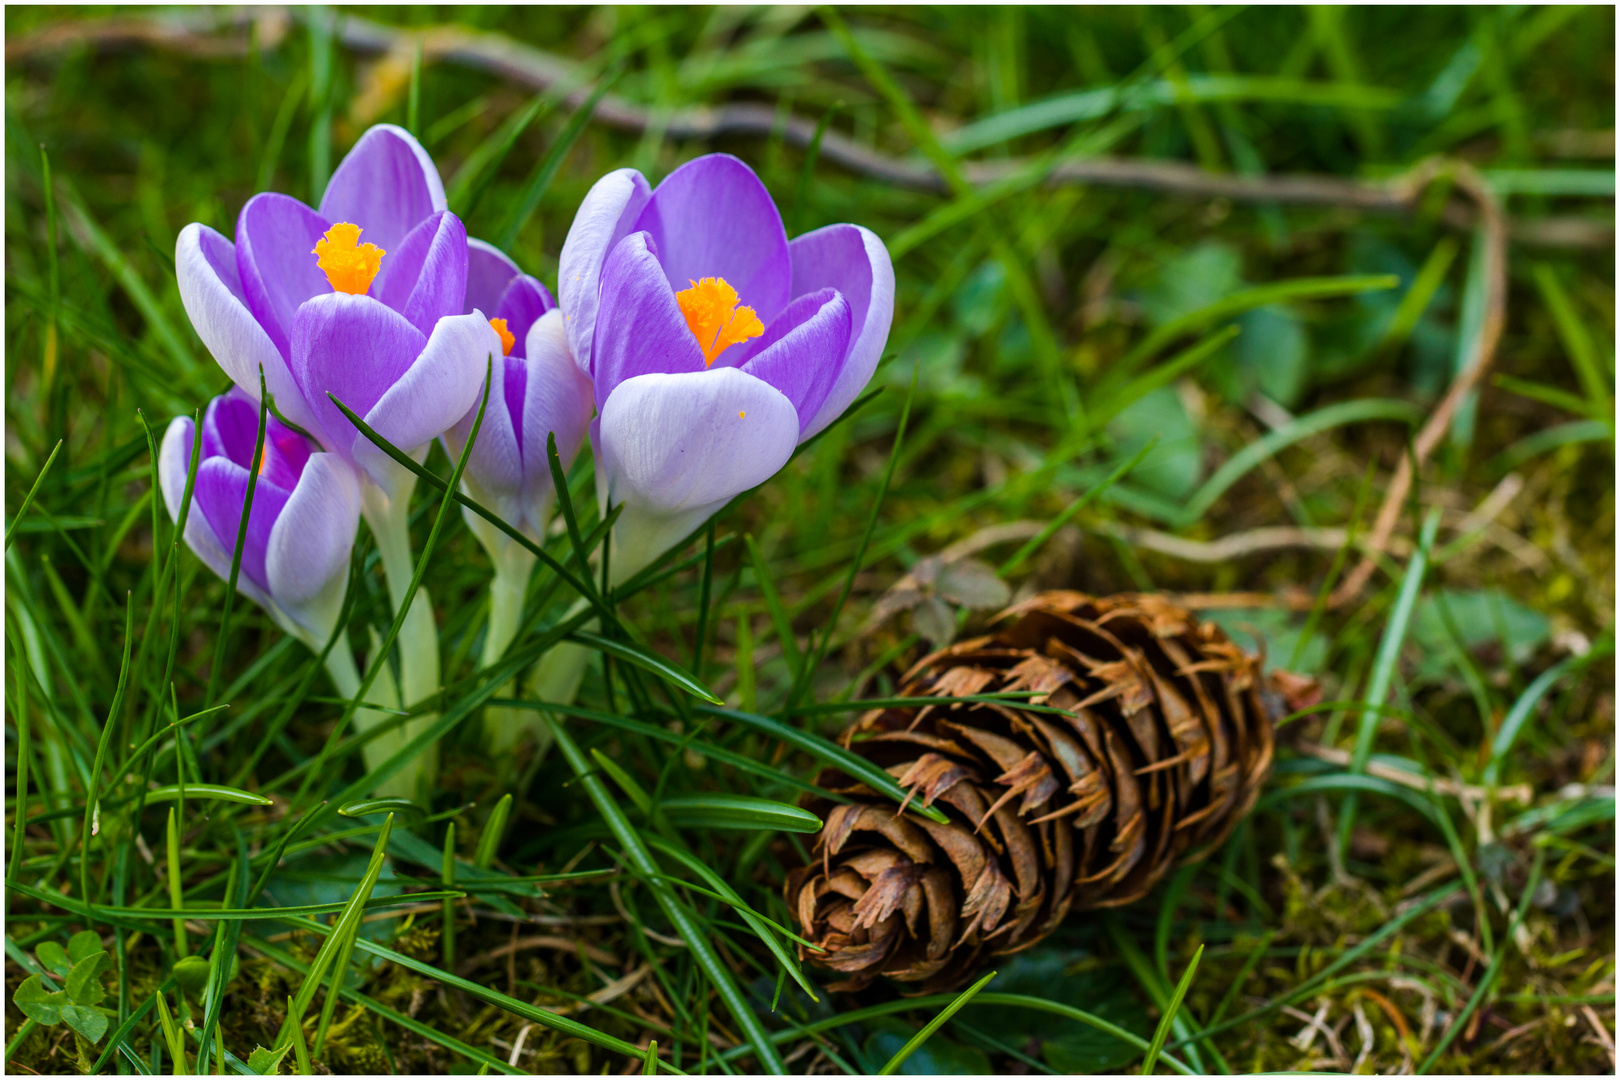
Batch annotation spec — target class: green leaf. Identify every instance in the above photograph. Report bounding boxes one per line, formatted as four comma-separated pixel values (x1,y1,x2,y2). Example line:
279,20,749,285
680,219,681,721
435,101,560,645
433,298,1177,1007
65,930,103,965
65,950,110,1005
658,794,822,833
60,1001,108,1043
35,941,72,976
14,974,68,1025
247,1043,293,1076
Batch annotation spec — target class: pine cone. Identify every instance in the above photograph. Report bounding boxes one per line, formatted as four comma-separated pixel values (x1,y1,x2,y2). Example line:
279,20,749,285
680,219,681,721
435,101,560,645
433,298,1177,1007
786,591,1295,993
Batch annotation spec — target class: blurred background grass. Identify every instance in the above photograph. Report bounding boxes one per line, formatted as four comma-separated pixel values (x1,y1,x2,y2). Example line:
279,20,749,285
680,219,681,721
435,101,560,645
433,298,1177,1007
4,4,1615,1074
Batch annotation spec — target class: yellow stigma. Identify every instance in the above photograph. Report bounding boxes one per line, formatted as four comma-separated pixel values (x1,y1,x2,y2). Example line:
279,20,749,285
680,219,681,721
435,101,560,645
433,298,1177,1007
490,318,516,356
675,277,763,367
312,222,384,296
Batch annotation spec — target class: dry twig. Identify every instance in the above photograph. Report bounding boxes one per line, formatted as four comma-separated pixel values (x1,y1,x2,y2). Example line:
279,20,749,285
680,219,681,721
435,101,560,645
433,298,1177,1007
6,9,1610,248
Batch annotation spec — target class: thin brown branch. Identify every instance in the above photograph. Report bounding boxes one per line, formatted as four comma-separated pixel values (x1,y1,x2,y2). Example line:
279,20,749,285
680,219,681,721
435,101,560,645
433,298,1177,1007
1329,162,1510,610
7,9,1611,248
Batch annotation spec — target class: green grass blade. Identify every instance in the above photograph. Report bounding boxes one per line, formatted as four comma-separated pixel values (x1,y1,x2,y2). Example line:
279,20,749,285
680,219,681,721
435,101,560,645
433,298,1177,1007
569,630,722,704
475,792,513,869
1338,507,1441,852
1485,640,1613,785
80,591,134,909
656,794,820,833
879,969,996,1075
1142,945,1203,1075
284,813,395,1029
1178,398,1423,527
497,69,621,251
1001,438,1158,575
5,439,63,551
695,703,948,824
205,368,269,708
1533,262,1613,419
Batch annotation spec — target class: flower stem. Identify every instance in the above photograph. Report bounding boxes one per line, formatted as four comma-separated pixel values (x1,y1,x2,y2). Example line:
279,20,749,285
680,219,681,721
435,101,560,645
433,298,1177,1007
358,475,440,800
482,549,548,756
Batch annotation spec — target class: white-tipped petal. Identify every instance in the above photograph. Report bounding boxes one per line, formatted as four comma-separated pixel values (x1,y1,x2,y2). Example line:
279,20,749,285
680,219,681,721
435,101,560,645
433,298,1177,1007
265,452,362,646
175,223,318,434
556,167,651,376
596,367,797,582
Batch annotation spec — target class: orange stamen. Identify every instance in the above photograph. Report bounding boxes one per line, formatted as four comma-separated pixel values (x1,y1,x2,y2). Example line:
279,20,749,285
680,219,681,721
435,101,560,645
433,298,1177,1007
675,277,764,367
312,222,385,296
490,318,516,356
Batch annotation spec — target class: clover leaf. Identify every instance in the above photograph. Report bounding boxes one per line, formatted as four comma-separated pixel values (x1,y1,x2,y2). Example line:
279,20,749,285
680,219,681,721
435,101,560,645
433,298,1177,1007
60,1002,109,1044
13,974,68,1025
34,941,72,977
65,950,111,1007
66,930,104,965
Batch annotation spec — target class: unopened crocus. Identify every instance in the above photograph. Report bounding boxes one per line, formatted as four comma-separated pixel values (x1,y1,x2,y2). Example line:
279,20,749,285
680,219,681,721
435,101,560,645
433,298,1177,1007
557,152,894,584
174,124,500,796
160,389,360,652
442,242,594,753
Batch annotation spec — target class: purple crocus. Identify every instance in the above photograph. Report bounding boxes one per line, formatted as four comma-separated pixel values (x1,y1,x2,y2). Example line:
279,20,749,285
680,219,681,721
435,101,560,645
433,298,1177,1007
159,389,360,650
556,153,894,581
174,123,500,509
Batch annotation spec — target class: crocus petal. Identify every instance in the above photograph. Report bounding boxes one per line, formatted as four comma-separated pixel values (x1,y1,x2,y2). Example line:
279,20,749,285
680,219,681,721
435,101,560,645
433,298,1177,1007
319,124,447,253
520,309,595,526
200,386,266,465
158,416,275,614
738,288,851,436
442,352,525,529
234,192,332,361
193,456,292,595
265,451,361,644
494,275,556,358
557,167,652,375
597,367,797,581
630,153,791,326
369,210,469,337
466,238,521,315
787,223,895,438
289,293,427,460
592,232,706,405
176,224,318,434
357,312,503,492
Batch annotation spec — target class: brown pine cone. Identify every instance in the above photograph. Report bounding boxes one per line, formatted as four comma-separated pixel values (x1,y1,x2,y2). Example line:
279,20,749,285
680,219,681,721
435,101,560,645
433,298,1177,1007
786,591,1303,993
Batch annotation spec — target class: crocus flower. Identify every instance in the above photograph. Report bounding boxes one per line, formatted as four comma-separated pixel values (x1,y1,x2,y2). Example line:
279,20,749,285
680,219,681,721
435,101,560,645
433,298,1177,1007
174,123,500,518
557,153,894,582
159,389,359,652
443,243,596,756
